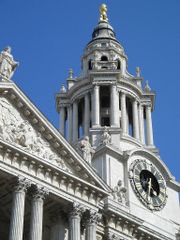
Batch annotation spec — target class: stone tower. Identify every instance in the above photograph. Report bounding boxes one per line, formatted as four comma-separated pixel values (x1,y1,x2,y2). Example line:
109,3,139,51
56,4,180,239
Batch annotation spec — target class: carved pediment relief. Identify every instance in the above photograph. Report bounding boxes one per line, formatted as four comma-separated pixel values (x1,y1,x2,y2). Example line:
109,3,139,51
0,96,72,173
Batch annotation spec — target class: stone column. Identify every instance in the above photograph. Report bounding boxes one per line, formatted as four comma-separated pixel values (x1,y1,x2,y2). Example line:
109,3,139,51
59,107,65,136
121,92,127,135
85,210,100,240
139,104,145,144
67,105,73,142
146,105,154,146
72,101,78,142
132,99,139,140
110,85,119,127
69,202,85,240
92,85,100,127
9,177,31,240
29,186,49,240
84,94,90,136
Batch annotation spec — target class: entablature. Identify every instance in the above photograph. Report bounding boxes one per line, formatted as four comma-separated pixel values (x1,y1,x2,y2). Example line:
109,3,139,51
0,139,109,207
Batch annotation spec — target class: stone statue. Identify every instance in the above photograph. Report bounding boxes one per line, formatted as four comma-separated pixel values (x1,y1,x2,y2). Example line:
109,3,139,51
100,127,111,145
112,180,127,205
0,46,19,79
79,136,95,164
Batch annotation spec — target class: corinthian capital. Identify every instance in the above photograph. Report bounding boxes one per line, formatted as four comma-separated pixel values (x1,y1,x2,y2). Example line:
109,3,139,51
13,176,31,192
87,209,101,224
32,185,49,200
70,201,86,217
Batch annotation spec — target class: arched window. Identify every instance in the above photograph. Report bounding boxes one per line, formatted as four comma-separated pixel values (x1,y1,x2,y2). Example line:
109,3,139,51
101,55,108,61
117,59,121,70
88,59,92,70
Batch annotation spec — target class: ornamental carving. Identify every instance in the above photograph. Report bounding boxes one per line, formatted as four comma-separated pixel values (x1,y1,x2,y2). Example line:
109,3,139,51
87,209,101,224
107,233,123,240
112,180,127,205
70,202,86,217
13,176,31,192
0,97,71,172
99,127,111,146
32,185,49,200
0,47,18,80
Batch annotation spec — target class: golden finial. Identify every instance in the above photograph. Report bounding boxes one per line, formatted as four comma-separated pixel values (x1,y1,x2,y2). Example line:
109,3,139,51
99,4,108,22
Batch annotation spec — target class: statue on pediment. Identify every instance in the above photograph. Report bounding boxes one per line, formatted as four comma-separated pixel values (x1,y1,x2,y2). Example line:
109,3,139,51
0,46,19,80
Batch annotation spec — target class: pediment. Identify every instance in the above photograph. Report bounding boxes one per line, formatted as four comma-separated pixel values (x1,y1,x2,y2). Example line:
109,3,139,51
0,82,110,192
0,95,73,173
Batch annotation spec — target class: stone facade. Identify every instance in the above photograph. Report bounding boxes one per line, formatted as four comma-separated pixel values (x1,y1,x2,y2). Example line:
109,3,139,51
0,4,179,240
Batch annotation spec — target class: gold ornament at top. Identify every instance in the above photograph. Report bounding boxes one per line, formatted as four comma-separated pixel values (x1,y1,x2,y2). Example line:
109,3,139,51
99,4,108,22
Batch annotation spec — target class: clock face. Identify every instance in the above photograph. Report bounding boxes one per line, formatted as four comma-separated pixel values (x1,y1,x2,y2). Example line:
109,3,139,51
129,159,167,211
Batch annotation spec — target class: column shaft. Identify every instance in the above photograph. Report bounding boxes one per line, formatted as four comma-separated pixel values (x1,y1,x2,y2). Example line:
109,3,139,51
146,105,154,146
9,178,30,240
67,105,72,142
132,100,140,139
59,107,65,136
84,94,90,136
92,85,100,127
29,187,48,240
85,210,99,240
69,215,81,240
72,101,78,142
121,92,127,134
139,104,145,143
86,223,96,240
110,85,119,127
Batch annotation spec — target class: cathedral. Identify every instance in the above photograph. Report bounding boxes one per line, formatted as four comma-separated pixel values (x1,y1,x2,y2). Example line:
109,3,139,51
0,4,179,240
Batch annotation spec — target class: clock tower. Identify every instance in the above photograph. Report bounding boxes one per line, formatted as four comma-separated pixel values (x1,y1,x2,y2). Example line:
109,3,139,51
56,4,180,239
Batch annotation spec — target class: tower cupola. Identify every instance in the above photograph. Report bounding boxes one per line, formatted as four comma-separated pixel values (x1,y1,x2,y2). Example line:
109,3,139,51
56,4,156,156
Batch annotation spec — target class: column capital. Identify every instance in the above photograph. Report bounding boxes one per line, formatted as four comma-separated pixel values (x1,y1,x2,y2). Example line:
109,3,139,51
86,209,101,224
32,185,49,201
13,176,31,192
69,201,86,217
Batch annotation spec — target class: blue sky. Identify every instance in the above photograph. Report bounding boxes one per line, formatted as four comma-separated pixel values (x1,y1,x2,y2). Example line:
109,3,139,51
0,0,180,182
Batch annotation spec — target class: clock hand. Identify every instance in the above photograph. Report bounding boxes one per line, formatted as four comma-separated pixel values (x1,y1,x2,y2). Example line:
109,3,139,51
147,178,152,201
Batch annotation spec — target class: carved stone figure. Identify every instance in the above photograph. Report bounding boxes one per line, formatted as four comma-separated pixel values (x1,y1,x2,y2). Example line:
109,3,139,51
0,97,70,172
112,180,127,205
0,46,18,79
100,127,111,145
79,136,95,164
